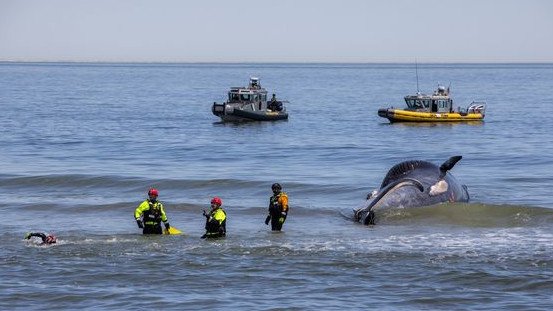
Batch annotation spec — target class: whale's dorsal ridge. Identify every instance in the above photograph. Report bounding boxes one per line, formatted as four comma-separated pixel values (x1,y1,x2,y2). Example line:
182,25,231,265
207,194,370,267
380,160,434,188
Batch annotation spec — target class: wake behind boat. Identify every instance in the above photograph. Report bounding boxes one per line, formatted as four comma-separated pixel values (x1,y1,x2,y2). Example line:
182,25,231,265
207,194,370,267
211,77,289,122
378,85,486,123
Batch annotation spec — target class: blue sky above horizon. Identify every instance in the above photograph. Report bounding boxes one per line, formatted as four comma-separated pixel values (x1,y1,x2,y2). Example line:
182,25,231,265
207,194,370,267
1,0,552,63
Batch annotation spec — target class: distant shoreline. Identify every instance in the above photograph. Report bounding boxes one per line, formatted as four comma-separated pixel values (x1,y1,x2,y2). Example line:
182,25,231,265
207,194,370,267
1,60,552,65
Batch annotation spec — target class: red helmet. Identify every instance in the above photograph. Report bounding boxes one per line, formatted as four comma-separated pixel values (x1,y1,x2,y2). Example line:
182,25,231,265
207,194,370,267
148,188,159,197
211,197,222,206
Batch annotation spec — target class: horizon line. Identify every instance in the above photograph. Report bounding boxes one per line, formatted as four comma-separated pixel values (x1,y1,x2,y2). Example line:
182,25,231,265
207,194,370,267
1,60,553,65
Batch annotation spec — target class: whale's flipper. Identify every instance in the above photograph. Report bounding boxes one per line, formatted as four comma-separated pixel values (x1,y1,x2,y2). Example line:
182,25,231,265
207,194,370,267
439,156,462,177
363,210,376,225
356,178,424,223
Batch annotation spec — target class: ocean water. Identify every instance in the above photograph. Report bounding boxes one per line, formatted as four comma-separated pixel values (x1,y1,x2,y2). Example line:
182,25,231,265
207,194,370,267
1,62,553,310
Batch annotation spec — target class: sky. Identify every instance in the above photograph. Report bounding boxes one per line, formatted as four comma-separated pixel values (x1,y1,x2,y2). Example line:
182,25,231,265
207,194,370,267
1,0,552,62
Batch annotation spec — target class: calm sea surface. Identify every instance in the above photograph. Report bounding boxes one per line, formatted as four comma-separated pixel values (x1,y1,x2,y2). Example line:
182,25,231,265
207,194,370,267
1,63,553,310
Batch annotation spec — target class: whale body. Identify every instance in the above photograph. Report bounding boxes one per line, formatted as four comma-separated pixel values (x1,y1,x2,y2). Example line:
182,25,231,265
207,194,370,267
354,156,469,225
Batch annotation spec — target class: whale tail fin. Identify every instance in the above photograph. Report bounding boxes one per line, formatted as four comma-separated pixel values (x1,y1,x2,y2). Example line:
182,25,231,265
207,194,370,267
439,156,462,177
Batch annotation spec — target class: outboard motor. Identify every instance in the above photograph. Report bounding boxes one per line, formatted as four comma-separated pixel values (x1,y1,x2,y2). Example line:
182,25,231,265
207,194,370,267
274,101,283,112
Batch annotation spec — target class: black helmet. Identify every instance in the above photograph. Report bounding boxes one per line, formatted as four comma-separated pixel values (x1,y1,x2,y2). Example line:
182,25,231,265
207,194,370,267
271,183,282,191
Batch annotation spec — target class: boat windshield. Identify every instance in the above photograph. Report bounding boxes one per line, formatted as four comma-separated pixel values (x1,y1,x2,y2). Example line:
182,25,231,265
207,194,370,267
241,94,252,101
405,99,427,109
228,90,263,103
229,93,240,102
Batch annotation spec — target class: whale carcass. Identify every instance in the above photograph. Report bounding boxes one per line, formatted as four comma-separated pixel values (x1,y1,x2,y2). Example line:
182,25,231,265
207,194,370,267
354,156,470,225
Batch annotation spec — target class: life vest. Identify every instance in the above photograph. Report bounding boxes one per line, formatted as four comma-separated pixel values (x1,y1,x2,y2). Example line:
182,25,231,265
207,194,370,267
269,192,288,214
220,209,227,233
143,201,163,225
205,208,226,237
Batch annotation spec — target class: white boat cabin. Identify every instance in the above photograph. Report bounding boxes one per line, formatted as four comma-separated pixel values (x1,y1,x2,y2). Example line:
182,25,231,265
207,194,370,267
404,85,453,113
227,77,268,104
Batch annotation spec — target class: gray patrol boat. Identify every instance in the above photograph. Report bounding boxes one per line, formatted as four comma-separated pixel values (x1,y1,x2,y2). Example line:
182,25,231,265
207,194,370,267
211,77,288,122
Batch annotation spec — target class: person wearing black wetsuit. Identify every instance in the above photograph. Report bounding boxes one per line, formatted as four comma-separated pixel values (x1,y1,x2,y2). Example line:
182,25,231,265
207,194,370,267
25,232,57,244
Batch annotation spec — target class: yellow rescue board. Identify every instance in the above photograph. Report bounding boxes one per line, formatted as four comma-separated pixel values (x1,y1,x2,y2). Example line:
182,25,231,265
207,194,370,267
163,227,183,235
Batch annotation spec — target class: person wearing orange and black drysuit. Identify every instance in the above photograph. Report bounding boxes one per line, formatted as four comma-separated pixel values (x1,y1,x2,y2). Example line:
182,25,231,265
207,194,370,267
201,197,226,239
265,183,289,231
134,188,171,235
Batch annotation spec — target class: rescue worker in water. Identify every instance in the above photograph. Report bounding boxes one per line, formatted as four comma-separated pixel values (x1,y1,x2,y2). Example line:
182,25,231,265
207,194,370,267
134,188,171,234
24,232,57,244
201,197,226,239
265,183,289,231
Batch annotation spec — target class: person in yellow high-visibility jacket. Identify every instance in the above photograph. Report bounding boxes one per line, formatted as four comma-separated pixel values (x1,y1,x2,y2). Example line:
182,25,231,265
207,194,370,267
134,188,170,234
201,197,226,239
265,183,289,231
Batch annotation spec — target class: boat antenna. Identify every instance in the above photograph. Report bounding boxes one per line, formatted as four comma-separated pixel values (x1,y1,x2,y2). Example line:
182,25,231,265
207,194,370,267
415,59,420,94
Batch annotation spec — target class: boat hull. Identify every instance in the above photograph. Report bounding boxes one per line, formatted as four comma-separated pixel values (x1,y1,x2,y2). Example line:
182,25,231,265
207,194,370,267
212,103,288,122
378,108,484,123
232,108,288,121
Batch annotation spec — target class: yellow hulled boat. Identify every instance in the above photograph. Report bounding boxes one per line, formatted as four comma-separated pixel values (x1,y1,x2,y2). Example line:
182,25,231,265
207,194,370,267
378,85,486,123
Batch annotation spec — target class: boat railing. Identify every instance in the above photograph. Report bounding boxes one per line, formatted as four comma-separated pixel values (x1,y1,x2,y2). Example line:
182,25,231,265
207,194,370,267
467,102,486,114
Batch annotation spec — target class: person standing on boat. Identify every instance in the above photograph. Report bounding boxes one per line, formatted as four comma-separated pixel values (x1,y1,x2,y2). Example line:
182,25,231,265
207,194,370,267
134,188,171,234
201,197,226,239
268,94,283,112
265,183,289,231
